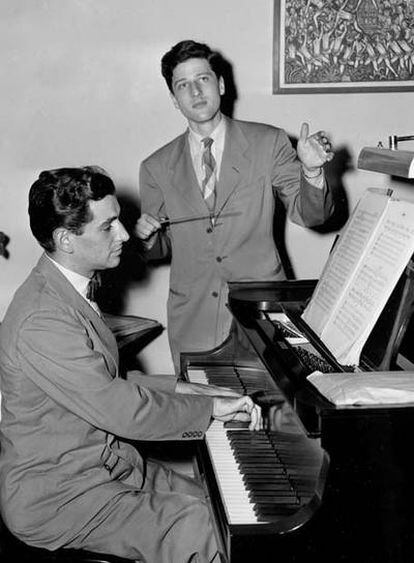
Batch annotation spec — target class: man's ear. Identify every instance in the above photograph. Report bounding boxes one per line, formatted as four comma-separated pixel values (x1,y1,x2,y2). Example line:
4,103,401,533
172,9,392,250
219,76,225,96
53,228,74,254
170,92,180,110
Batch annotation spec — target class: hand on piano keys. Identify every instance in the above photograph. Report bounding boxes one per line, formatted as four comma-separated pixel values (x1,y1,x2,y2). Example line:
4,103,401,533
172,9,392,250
212,395,263,431
176,380,262,430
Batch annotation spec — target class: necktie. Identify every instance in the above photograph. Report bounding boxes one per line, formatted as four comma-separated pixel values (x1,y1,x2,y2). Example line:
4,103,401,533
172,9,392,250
201,137,216,211
86,272,101,302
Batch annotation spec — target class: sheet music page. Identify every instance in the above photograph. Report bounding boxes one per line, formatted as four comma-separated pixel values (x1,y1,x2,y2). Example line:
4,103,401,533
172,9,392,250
321,199,414,365
302,189,390,335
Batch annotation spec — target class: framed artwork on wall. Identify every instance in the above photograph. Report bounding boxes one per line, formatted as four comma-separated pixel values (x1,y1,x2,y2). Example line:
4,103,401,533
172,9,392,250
273,0,414,94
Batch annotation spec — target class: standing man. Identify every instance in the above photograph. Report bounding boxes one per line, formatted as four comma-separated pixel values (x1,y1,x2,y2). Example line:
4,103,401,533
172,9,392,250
0,166,261,563
136,40,335,372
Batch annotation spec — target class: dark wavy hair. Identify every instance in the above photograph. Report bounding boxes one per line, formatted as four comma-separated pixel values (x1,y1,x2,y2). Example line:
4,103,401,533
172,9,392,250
161,40,223,93
29,166,115,253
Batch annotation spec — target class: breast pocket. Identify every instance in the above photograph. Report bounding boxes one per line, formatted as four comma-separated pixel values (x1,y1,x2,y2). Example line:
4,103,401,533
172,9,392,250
230,175,268,208
222,175,272,225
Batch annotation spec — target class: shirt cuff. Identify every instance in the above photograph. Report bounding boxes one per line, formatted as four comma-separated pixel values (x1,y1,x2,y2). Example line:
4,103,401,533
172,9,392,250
302,167,325,189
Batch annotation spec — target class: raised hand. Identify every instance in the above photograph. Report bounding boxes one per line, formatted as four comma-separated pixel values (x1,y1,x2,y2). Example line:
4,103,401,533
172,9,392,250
297,122,334,174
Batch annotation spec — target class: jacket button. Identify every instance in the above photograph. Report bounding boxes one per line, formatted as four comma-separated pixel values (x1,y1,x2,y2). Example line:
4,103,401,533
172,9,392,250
104,464,110,471
212,291,218,298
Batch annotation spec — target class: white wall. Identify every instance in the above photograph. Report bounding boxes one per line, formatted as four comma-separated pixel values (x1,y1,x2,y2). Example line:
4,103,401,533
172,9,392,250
1,0,413,373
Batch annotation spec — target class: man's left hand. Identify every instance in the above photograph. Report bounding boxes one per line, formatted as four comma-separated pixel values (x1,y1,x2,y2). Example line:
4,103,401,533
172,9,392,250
297,122,334,174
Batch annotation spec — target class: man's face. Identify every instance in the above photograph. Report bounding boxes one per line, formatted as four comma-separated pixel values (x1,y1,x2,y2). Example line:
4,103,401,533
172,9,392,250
171,57,224,131
69,195,129,277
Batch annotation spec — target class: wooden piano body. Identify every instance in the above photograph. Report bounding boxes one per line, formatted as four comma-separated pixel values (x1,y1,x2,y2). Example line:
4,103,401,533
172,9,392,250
181,273,414,563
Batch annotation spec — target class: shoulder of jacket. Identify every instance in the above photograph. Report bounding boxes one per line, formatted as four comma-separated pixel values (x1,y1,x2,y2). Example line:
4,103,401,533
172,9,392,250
5,268,73,332
230,117,284,136
142,132,186,166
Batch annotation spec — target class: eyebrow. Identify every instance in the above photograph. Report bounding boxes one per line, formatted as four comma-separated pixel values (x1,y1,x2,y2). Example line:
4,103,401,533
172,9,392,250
173,70,213,86
100,215,118,228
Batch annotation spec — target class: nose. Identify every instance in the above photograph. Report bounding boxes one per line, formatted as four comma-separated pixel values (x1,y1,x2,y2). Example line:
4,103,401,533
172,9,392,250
190,81,202,97
117,221,130,243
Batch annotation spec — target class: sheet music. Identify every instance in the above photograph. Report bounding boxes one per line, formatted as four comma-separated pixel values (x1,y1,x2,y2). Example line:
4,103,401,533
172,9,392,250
302,189,389,334
303,190,414,365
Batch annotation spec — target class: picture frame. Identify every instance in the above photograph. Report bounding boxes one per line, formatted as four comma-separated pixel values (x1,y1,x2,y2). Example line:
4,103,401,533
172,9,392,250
273,0,414,94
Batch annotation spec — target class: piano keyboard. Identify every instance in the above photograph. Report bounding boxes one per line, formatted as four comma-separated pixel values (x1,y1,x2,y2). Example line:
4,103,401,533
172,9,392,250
187,367,316,525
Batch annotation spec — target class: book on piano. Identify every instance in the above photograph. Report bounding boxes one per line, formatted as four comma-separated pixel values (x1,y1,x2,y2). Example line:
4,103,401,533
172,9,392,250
308,370,414,406
302,188,414,367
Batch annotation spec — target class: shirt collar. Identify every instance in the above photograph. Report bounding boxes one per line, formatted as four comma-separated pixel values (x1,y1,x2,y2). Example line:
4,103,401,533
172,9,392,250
188,115,226,153
46,254,91,302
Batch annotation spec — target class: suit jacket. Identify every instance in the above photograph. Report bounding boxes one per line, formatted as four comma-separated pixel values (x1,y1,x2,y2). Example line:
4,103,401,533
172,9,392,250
0,254,213,548
140,116,334,369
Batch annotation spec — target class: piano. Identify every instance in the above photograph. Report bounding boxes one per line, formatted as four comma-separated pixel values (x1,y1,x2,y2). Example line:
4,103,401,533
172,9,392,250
181,261,414,563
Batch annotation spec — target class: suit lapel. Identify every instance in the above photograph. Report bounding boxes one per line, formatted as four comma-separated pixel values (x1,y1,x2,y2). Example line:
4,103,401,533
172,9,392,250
169,132,207,215
167,119,252,218
37,255,119,376
215,117,251,214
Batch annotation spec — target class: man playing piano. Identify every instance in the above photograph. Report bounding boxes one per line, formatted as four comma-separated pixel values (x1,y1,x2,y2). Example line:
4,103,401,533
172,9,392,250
0,166,261,563
135,39,335,372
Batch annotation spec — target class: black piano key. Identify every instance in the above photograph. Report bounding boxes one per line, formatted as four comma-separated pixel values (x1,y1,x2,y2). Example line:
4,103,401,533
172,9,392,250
243,477,290,485
256,507,299,520
251,496,299,505
246,482,293,490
